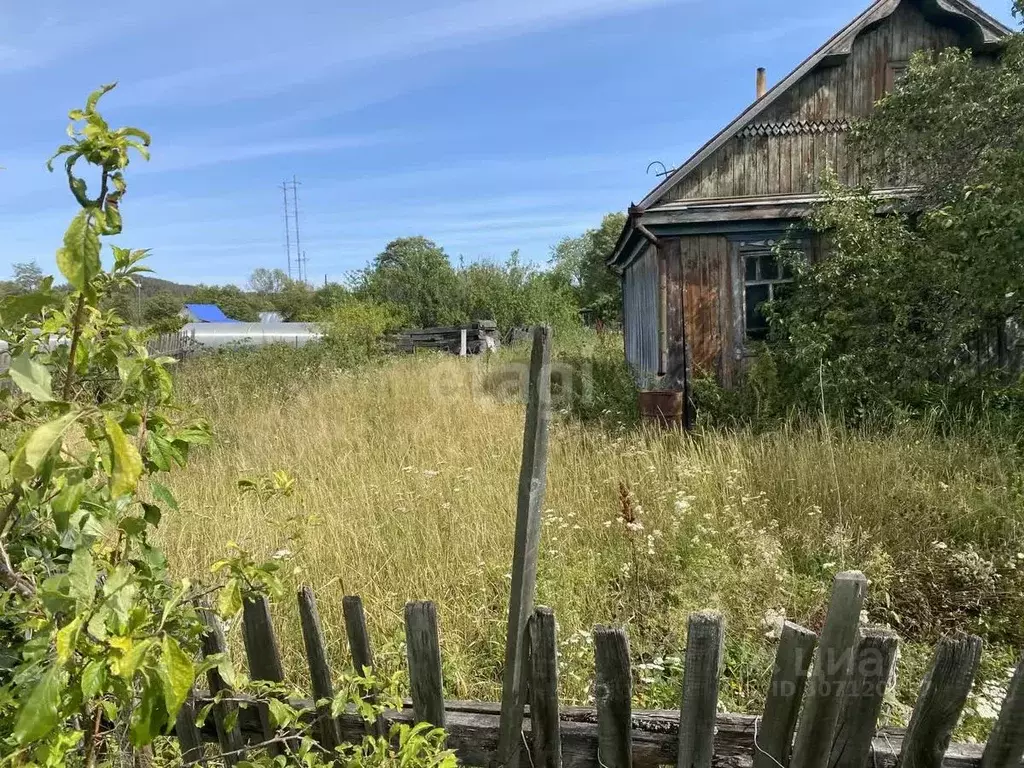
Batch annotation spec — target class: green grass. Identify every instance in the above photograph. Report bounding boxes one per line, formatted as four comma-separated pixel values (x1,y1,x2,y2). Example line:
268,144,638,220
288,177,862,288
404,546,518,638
156,339,1024,740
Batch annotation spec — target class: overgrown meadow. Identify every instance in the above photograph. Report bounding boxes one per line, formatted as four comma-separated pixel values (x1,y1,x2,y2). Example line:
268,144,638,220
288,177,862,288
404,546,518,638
157,336,1024,741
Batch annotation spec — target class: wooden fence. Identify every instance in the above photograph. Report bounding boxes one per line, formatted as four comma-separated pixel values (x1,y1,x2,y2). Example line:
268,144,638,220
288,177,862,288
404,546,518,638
147,328,199,361
174,572,1024,768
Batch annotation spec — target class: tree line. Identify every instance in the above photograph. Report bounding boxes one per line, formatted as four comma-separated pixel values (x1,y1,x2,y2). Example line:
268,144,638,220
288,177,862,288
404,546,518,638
3,214,627,335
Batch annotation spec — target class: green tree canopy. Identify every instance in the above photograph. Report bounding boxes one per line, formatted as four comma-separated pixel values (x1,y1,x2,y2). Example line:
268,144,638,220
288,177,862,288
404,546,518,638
550,212,626,323
768,12,1024,416
11,261,44,293
357,236,462,327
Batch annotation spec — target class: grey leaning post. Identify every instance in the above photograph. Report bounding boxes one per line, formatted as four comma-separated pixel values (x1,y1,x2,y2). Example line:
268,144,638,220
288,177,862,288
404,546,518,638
241,595,287,756
174,691,206,766
199,608,245,765
595,626,633,768
529,607,562,768
495,325,553,768
677,612,725,768
405,600,446,729
899,634,983,768
828,627,898,768
789,571,868,768
981,652,1024,768
754,622,817,768
298,586,343,751
343,594,385,736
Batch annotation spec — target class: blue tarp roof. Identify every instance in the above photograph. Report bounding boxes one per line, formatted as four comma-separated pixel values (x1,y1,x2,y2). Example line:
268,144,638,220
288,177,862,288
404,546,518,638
184,304,237,323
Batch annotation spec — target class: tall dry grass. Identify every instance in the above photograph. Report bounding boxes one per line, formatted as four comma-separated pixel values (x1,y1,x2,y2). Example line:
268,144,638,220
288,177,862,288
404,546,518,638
157,347,1024,734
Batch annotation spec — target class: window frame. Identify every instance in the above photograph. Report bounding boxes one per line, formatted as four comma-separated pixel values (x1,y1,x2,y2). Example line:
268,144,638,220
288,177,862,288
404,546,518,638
730,234,805,352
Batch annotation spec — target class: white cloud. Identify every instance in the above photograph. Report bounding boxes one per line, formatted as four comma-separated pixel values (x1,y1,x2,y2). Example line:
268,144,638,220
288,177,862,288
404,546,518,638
114,0,689,106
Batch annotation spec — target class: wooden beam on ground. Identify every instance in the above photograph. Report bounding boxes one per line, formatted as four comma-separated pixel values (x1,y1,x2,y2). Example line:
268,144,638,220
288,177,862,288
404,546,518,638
495,325,552,768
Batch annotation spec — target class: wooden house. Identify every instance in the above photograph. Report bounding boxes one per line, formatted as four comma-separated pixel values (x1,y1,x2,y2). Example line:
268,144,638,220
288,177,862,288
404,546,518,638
608,0,1010,400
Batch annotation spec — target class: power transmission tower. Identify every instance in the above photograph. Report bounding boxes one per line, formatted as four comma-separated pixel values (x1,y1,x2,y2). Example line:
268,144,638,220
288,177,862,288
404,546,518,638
280,182,292,279
291,175,306,284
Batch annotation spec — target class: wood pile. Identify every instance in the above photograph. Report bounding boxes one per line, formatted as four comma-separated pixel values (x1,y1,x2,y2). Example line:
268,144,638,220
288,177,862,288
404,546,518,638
393,321,499,355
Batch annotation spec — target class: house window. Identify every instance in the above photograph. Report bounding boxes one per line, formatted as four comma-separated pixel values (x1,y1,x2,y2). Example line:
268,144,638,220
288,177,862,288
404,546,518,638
741,240,795,341
885,60,909,93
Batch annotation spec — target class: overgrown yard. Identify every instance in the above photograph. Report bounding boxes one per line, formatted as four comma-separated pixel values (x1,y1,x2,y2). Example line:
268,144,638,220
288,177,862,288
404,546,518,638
159,343,1024,740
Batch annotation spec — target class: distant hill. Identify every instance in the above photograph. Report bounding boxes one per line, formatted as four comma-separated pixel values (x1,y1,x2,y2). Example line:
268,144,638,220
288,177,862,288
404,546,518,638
136,276,198,299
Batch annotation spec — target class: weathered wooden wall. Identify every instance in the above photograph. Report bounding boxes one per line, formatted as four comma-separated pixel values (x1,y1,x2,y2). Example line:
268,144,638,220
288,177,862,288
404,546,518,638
664,1,963,202
622,244,660,382
677,235,733,385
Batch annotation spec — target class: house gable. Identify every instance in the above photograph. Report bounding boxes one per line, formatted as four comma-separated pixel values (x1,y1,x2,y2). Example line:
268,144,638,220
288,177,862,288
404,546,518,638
643,0,1009,209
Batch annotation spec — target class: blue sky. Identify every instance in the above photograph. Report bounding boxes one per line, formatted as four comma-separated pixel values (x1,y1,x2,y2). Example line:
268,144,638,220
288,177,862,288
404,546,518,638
0,0,1016,287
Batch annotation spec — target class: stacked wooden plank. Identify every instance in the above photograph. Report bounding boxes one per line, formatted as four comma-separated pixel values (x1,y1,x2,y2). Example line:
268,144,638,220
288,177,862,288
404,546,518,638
393,321,499,355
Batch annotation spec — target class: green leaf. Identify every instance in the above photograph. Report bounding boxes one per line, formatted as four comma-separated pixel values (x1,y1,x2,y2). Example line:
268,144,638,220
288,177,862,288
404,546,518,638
113,637,155,680
217,578,242,619
158,634,195,719
266,698,293,729
142,503,161,527
150,481,179,511
81,660,107,699
12,410,80,481
56,616,84,665
14,666,64,744
9,351,54,402
105,415,143,498
56,210,102,297
85,83,117,114
68,548,96,606
129,671,164,747
52,482,87,532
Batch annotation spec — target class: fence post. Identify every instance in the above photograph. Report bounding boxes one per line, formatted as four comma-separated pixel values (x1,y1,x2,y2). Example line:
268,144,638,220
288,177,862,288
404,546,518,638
677,612,724,768
755,622,817,768
241,595,287,756
199,608,245,765
343,594,385,736
981,652,1024,768
790,571,868,768
495,325,552,768
406,600,446,729
899,634,983,768
828,627,898,768
529,607,562,768
298,586,343,751
595,626,632,768
174,691,207,766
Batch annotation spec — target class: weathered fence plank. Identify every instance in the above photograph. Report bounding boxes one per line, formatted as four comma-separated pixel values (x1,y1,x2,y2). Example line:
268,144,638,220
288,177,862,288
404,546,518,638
828,627,898,768
899,634,983,768
594,626,632,768
754,621,817,768
677,612,724,768
199,608,245,765
298,586,343,751
496,325,552,768
241,595,287,755
980,652,1024,768
343,594,384,735
790,571,868,768
175,691,207,766
406,600,446,728
195,697,995,768
529,607,562,768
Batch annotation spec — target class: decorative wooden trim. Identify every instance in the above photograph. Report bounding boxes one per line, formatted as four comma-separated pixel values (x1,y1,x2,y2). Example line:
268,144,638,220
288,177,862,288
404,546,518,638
737,119,851,139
